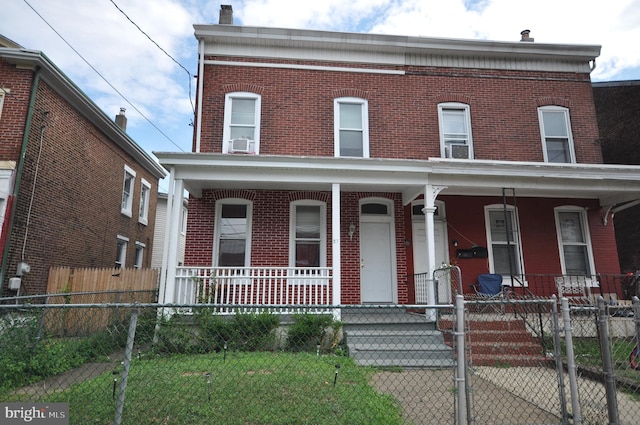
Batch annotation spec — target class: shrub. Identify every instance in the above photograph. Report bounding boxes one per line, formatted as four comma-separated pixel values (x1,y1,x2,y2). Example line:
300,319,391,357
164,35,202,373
286,313,340,352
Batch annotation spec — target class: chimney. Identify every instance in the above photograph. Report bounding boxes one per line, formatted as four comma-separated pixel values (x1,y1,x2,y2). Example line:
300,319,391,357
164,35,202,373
219,5,233,25
520,29,534,42
115,107,127,131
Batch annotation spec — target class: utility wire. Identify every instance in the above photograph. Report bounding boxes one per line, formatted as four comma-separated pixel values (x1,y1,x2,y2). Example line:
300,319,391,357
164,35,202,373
22,0,186,152
109,0,195,113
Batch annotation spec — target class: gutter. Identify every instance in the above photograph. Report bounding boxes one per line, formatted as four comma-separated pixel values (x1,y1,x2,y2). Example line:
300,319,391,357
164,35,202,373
0,66,41,287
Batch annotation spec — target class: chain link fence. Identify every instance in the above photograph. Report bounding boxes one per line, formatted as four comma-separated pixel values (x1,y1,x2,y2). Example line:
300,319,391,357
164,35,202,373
1,294,640,424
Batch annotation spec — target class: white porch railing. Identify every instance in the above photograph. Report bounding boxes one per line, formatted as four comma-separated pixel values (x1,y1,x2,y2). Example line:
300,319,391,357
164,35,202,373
173,267,333,312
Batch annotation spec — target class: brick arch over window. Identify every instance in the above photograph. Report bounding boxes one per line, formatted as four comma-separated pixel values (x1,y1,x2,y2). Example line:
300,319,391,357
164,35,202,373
536,97,572,108
212,189,257,201
221,83,265,95
434,94,472,105
288,191,330,203
331,88,369,100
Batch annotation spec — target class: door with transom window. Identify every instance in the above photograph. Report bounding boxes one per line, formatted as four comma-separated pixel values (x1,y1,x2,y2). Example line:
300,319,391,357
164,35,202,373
360,199,396,303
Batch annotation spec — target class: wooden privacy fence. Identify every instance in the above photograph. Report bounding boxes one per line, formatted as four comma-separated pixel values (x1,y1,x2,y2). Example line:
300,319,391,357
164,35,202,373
44,267,159,335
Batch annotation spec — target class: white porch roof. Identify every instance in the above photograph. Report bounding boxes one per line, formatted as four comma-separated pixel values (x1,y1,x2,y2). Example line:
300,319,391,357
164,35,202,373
153,152,640,208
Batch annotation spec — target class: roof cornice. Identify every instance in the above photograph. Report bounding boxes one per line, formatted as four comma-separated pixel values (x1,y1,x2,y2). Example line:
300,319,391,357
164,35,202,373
0,48,166,179
194,24,601,64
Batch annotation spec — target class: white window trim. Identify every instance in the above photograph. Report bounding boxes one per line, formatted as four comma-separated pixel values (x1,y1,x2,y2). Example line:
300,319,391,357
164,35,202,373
134,241,145,269
121,165,136,217
180,205,188,235
116,235,129,269
138,179,151,225
213,199,253,268
222,92,261,154
554,206,596,279
0,88,8,121
289,200,327,270
538,105,576,163
334,97,369,158
484,204,526,283
438,102,473,159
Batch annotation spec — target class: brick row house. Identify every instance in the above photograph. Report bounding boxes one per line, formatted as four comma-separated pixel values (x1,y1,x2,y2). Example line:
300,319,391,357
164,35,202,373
592,80,640,274
0,36,166,297
154,11,640,309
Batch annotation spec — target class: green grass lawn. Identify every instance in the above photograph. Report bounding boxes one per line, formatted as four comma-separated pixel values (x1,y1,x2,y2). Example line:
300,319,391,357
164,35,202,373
46,352,404,425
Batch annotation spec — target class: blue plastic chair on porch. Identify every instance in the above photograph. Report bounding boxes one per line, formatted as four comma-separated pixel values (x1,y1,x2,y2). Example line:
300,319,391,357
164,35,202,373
472,274,507,313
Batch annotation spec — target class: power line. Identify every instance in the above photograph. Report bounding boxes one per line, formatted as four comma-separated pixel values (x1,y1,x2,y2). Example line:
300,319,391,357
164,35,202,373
22,0,186,152
109,0,195,113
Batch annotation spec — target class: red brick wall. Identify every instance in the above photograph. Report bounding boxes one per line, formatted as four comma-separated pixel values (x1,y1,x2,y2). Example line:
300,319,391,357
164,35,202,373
185,190,408,304
2,75,158,295
0,59,31,161
439,195,619,295
198,59,600,163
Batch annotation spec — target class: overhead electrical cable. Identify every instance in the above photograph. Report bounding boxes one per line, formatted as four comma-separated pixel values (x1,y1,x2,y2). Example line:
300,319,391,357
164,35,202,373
22,0,186,152
109,0,195,113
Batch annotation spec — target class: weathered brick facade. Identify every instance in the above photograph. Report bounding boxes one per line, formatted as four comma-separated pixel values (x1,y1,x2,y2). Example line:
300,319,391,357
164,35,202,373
593,81,640,272
0,53,165,296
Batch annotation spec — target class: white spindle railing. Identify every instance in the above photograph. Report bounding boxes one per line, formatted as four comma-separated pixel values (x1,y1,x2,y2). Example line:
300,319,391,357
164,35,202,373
173,267,332,312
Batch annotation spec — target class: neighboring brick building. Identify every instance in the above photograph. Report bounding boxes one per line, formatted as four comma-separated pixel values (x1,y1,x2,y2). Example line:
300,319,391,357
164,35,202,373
155,7,640,306
592,80,640,273
0,38,166,296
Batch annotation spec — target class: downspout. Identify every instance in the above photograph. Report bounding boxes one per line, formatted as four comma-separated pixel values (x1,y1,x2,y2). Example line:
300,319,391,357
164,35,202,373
195,38,205,153
0,66,41,287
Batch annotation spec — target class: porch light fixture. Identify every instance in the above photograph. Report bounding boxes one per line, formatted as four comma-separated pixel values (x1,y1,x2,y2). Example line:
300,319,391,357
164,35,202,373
348,223,356,240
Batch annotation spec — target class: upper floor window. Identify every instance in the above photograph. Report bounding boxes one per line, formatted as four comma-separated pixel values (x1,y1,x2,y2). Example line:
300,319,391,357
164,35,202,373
484,205,524,279
115,235,128,268
138,179,151,225
438,103,473,159
538,106,575,163
290,201,326,268
223,92,261,154
334,97,369,158
0,88,8,121
121,165,136,217
214,200,252,267
554,207,595,276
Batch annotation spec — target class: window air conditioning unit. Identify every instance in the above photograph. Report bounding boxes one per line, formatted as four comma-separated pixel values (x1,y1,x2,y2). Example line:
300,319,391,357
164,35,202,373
446,144,470,159
229,138,255,154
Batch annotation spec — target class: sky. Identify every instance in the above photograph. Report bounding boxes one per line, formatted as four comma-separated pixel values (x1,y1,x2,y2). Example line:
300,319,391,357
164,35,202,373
2,0,640,193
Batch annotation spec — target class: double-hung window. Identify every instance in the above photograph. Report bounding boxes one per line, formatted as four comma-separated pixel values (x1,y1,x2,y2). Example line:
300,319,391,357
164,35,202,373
223,92,261,154
134,242,145,269
215,201,252,267
555,207,595,276
0,88,7,121
485,205,524,279
121,165,136,217
138,179,150,225
115,235,128,269
290,201,326,269
438,103,472,159
538,106,575,163
334,97,369,158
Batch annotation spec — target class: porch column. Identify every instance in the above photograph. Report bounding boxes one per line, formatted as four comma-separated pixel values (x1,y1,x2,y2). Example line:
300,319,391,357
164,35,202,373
422,184,445,319
159,174,183,305
331,183,341,307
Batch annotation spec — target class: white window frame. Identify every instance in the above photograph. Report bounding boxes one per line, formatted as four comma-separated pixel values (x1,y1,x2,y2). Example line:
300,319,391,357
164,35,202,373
484,204,525,283
334,97,369,158
134,241,145,269
438,103,473,159
121,165,136,217
138,179,151,225
289,200,327,270
222,92,261,154
213,199,253,268
554,206,596,277
115,235,129,269
538,106,576,163
0,88,8,121
180,205,188,235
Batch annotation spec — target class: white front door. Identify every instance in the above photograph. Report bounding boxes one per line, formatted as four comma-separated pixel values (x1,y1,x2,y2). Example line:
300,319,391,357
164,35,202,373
360,200,396,303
